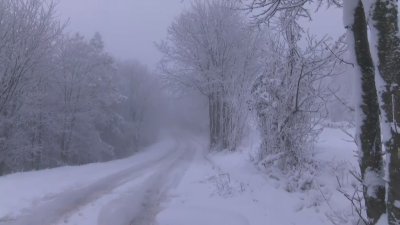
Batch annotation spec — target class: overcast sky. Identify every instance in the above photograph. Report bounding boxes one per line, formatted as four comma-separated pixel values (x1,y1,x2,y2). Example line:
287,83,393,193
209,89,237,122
58,0,189,68
57,0,343,69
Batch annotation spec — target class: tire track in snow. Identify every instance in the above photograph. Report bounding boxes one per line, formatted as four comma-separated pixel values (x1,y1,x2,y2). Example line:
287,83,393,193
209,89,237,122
96,142,195,225
1,138,189,225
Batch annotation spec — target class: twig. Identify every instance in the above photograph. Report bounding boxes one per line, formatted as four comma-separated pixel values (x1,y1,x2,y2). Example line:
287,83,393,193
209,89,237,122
323,41,354,67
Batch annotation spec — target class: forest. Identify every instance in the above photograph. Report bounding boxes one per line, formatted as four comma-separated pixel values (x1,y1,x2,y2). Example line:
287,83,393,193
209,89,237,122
0,0,399,225
0,0,166,175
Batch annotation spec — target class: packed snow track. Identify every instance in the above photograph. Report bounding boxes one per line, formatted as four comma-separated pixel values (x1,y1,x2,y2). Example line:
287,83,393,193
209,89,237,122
0,134,196,225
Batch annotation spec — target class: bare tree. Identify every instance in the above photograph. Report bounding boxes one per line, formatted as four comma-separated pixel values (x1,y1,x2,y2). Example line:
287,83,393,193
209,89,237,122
252,32,345,171
0,1,162,175
0,0,62,174
159,0,262,150
0,0,62,113
55,33,114,164
244,0,400,223
240,0,341,26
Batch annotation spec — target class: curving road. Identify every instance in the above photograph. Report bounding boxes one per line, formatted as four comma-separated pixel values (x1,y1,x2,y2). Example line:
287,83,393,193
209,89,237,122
1,134,196,225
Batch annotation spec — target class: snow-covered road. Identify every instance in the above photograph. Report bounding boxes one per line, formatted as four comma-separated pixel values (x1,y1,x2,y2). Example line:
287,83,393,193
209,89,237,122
0,127,358,225
0,132,198,225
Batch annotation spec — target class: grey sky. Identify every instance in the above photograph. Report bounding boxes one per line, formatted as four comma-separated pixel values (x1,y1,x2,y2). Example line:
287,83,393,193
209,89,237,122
58,1,343,69
306,6,344,39
58,0,188,68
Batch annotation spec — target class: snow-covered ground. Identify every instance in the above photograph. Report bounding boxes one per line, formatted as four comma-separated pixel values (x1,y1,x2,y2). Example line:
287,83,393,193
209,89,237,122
0,126,358,225
157,127,358,225
0,131,196,225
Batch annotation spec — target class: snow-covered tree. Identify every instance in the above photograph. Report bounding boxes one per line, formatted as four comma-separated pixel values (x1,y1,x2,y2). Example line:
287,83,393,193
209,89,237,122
0,0,61,112
240,0,341,26
362,0,400,223
344,0,386,223
53,33,119,164
0,0,62,174
111,61,162,155
251,32,344,171
159,0,261,150
0,0,201,175
245,0,400,223
238,0,345,172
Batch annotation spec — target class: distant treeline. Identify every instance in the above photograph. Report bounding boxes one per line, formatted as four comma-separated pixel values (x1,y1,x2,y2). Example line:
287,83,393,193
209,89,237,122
0,0,159,175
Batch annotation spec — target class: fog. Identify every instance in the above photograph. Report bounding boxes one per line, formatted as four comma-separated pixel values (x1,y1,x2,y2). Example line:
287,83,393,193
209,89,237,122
57,1,343,69
5,0,398,224
58,0,189,67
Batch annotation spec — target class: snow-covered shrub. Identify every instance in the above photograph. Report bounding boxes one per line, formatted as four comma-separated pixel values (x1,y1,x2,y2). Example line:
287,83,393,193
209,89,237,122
252,33,345,172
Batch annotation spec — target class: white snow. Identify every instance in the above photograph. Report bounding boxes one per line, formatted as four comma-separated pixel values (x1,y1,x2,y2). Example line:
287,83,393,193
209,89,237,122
395,200,400,208
364,169,385,198
157,126,359,225
0,126,359,225
0,134,184,225
343,0,359,28
377,214,389,225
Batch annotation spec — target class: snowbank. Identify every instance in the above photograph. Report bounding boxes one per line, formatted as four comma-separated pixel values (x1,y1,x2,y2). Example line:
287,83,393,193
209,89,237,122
157,126,359,225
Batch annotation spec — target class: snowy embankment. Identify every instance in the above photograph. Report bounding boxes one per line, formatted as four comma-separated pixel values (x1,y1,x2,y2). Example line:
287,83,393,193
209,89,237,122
157,127,358,225
0,139,162,213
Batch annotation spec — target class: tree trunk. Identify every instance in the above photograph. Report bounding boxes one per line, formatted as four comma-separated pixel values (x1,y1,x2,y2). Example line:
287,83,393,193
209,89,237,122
209,93,222,150
347,1,386,223
222,98,229,150
208,94,217,149
366,0,400,223
215,93,222,149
